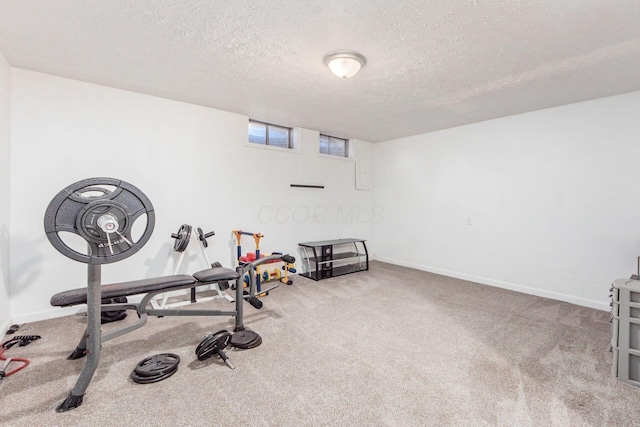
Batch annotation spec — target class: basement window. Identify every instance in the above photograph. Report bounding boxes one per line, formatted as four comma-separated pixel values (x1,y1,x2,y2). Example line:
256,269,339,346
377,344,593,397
248,120,292,149
319,134,349,157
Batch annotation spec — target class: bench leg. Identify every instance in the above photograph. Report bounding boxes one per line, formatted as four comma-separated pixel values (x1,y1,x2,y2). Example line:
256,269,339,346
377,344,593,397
67,328,88,360
57,264,102,412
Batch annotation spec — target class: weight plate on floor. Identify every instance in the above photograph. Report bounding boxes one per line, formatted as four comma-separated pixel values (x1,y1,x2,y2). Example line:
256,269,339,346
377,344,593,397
230,330,262,349
196,330,231,361
130,364,179,384
133,353,180,378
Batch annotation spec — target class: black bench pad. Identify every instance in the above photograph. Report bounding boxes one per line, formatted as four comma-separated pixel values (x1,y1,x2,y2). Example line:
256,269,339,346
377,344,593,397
193,267,240,282
51,274,197,307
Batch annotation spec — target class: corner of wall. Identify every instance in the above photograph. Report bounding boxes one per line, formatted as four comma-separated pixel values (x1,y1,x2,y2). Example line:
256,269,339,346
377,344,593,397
0,50,12,332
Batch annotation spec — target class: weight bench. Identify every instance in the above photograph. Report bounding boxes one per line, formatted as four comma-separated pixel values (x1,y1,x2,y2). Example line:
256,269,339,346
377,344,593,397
51,268,237,309
43,178,295,413
50,265,243,412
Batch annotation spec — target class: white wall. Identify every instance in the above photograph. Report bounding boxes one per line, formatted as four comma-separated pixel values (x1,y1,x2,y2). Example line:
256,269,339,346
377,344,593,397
10,69,375,322
0,52,10,333
374,91,640,310
11,65,635,322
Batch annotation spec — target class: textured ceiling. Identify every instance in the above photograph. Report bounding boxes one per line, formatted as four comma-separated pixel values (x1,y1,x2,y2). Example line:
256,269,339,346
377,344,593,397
0,0,639,142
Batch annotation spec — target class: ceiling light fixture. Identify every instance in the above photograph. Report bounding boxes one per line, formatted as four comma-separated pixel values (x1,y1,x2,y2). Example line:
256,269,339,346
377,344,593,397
323,50,366,79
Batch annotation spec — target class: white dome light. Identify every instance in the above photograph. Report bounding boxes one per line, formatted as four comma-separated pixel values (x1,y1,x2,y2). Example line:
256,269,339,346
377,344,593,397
324,51,366,79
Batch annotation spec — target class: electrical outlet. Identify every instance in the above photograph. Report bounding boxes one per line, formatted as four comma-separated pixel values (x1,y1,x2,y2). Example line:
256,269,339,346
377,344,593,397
467,217,472,226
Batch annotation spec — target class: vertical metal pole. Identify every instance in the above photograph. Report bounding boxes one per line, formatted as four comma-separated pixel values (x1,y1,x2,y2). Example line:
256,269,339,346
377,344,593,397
56,263,102,412
234,266,244,331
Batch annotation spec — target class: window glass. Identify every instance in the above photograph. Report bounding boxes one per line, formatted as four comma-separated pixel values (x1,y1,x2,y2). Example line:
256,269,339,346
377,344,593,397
319,134,348,157
249,120,291,148
319,134,330,155
269,126,290,148
329,137,346,157
248,121,267,145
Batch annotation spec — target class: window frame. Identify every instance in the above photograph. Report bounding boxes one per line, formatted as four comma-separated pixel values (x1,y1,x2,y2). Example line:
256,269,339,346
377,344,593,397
319,133,349,158
248,119,293,149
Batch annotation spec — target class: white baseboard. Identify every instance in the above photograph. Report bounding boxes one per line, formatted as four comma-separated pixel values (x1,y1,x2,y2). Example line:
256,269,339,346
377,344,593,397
374,256,610,312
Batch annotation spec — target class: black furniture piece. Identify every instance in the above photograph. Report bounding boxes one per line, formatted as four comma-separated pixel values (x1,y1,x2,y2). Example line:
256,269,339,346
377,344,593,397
298,238,368,281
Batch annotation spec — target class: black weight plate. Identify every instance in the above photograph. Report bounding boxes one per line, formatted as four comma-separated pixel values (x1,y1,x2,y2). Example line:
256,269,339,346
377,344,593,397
197,227,208,248
130,364,178,384
44,177,155,265
249,334,262,349
134,353,180,377
195,330,231,359
196,330,231,361
229,330,260,345
100,310,127,324
195,329,229,355
131,364,178,382
230,330,262,349
77,200,132,259
236,334,262,350
77,201,128,242
172,224,191,252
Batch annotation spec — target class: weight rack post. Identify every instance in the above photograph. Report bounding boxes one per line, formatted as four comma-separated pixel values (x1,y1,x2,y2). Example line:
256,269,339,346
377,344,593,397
234,268,244,332
57,263,103,412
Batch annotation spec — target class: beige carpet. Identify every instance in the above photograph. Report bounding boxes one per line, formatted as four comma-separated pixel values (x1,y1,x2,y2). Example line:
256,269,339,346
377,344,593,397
1,261,638,426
